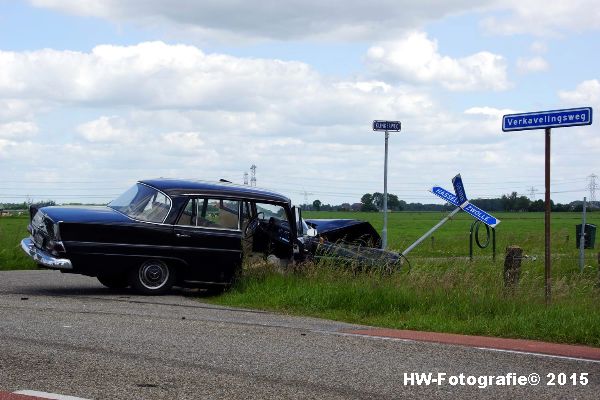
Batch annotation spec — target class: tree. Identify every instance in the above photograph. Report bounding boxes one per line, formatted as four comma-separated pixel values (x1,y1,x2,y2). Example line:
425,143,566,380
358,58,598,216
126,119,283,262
370,192,401,211
372,192,383,210
387,193,401,211
528,199,545,212
515,195,531,211
360,193,377,212
312,199,322,211
501,192,522,211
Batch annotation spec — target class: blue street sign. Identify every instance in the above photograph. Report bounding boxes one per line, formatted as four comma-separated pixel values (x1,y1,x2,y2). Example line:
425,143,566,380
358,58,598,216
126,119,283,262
502,107,592,132
452,174,468,206
373,120,401,131
431,185,501,227
462,203,500,228
431,186,460,207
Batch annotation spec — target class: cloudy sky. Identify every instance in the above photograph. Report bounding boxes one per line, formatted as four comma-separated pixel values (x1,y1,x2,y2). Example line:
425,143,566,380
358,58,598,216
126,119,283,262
0,0,599,206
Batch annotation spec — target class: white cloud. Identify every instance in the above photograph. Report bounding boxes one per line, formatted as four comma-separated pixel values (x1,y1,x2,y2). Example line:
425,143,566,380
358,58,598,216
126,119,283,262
30,0,600,41
77,116,141,143
29,0,496,41
366,32,510,91
0,42,440,133
0,40,594,206
530,41,547,54
516,56,549,73
0,100,38,122
0,42,322,111
464,106,516,118
0,121,38,140
482,0,600,36
558,80,600,107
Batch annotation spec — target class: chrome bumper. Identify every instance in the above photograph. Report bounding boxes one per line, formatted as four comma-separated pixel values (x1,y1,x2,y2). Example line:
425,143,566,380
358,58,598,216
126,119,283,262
20,237,73,270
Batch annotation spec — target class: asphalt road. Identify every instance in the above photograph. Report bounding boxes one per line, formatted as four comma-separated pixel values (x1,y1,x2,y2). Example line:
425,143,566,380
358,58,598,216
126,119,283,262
0,270,599,399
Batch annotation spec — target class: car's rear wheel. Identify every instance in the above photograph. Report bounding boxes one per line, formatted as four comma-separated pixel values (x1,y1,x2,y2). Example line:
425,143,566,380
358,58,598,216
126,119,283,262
97,273,129,289
129,259,175,295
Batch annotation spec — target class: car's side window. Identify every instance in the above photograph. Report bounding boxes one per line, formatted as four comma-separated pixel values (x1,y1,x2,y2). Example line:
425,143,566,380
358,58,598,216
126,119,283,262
178,198,240,230
177,199,196,226
255,203,287,223
200,199,240,229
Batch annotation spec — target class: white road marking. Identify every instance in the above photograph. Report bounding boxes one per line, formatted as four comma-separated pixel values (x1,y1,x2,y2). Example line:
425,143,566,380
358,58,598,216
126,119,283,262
475,347,600,364
325,331,600,364
13,390,91,400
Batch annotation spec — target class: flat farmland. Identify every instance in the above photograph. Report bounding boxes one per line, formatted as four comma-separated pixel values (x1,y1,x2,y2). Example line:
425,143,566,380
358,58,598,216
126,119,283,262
304,210,600,266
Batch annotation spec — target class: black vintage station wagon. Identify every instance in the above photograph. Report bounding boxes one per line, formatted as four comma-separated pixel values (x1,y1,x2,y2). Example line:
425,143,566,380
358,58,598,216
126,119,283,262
21,179,394,295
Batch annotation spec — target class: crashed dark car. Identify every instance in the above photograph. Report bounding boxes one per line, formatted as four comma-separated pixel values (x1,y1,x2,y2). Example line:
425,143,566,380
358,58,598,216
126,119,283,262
21,179,399,294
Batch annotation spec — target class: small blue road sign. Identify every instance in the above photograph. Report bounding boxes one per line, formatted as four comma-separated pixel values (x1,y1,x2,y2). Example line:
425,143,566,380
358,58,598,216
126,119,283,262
431,180,501,227
452,174,468,206
431,186,460,207
462,203,500,228
502,107,592,132
373,120,401,131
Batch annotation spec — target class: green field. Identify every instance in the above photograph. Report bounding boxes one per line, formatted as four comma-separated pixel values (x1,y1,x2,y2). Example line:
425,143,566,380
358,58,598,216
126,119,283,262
2,211,600,346
0,216,35,270
303,210,600,263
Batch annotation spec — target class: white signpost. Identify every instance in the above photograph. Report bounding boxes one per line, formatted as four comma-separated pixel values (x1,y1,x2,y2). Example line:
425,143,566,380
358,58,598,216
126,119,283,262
373,120,401,249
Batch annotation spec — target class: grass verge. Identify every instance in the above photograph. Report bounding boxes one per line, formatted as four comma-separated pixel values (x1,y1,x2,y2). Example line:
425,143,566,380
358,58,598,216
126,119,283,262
0,216,36,270
209,257,600,347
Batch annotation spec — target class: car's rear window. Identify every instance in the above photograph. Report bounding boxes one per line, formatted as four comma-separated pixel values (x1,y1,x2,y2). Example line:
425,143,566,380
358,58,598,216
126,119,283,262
109,183,172,223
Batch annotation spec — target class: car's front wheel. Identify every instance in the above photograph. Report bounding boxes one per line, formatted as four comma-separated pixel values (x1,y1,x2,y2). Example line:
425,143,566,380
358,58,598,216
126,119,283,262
129,259,175,295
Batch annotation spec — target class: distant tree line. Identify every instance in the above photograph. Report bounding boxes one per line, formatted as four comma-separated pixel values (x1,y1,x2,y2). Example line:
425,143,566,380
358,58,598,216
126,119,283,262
2,195,595,214
0,200,56,211
300,191,597,212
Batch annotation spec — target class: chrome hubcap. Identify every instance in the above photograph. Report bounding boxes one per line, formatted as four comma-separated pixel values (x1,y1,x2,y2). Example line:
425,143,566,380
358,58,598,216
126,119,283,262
139,260,169,290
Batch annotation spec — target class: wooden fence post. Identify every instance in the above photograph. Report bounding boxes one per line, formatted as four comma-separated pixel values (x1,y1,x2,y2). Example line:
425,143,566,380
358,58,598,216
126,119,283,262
504,246,523,289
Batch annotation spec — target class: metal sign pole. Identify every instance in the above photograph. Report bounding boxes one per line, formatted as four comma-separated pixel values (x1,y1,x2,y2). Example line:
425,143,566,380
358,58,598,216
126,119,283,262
502,107,593,305
372,120,400,250
544,127,551,305
580,197,587,272
382,130,389,249
403,207,461,256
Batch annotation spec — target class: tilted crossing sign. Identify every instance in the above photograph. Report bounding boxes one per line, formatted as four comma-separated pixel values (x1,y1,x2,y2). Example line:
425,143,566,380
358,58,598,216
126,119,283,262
462,203,499,228
451,174,468,206
431,174,500,228
431,186,460,207
403,174,500,257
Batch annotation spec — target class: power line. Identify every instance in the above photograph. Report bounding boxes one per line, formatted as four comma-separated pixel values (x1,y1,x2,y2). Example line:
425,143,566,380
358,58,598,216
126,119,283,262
250,164,257,187
588,173,598,203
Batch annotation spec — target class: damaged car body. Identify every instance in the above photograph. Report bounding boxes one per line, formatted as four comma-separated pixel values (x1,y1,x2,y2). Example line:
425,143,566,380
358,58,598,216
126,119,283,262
21,179,400,294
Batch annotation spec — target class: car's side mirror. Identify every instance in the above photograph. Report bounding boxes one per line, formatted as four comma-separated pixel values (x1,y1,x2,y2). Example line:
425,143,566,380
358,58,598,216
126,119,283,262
306,228,318,237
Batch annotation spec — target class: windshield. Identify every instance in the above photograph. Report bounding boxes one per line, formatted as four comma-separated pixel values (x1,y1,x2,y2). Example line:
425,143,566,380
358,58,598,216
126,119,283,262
109,183,171,223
